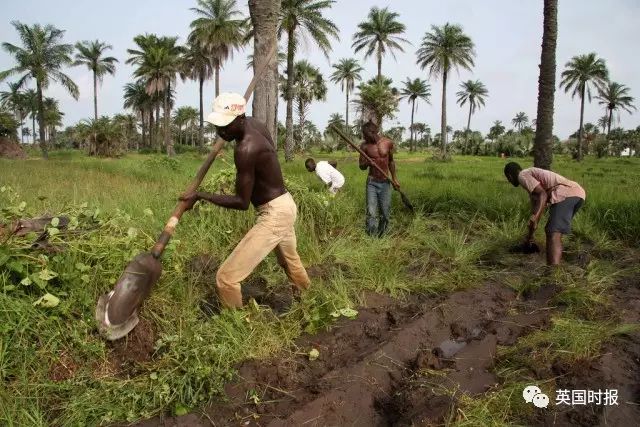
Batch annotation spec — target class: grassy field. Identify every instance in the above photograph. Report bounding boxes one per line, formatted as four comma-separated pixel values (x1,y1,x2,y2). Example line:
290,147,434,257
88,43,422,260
1,150,639,425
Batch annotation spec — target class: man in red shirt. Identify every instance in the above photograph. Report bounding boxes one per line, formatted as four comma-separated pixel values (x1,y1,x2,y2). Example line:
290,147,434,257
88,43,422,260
504,162,586,265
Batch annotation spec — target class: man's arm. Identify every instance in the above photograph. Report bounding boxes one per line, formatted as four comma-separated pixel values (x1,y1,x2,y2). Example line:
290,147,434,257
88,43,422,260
198,145,256,210
359,144,369,170
526,184,548,240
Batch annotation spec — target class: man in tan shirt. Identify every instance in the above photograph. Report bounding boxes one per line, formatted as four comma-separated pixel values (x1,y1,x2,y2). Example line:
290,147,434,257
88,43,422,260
504,162,586,265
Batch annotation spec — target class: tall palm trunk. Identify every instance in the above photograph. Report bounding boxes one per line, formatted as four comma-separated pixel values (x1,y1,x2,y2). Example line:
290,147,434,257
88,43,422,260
31,114,36,145
155,101,161,152
249,0,281,145
440,69,448,155
199,75,204,146
284,26,296,161
577,85,585,161
36,80,47,158
165,84,174,157
93,71,98,120
465,102,472,155
214,60,220,98
409,98,416,152
149,109,155,149
607,107,613,136
140,109,146,150
345,89,350,132
19,113,24,144
297,100,306,152
533,0,557,169
376,46,382,81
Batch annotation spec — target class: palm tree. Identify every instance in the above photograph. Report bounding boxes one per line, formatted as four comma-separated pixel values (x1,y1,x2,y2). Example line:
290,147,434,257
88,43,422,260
42,97,63,145
113,113,138,150
488,120,505,140
123,80,152,148
280,0,338,161
189,0,247,98
352,7,409,80
456,79,488,149
330,58,363,132
128,35,183,156
597,114,609,134
512,112,529,132
248,0,281,143
595,81,636,135
23,89,38,144
400,78,431,152
353,77,399,128
560,53,609,161
180,40,213,146
173,106,199,145
73,40,118,120
0,82,28,143
280,60,327,152
532,0,558,169
0,22,79,158
417,23,475,156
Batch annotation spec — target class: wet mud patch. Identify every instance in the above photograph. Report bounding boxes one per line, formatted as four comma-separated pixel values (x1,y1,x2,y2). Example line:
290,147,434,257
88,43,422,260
138,283,549,426
107,317,156,374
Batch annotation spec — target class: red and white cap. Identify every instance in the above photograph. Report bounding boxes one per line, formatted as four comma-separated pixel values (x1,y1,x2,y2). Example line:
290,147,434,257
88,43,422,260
206,92,246,127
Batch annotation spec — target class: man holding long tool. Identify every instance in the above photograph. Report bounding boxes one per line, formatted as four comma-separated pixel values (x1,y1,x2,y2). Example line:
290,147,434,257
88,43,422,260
180,93,310,308
359,121,401,237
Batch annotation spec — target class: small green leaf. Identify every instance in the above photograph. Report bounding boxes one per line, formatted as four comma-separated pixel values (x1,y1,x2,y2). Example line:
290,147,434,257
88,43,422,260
144,208,153,216
308,348,320,361
38,269,58,281
18,201,26,211
339,308,358,319
68,216,79,230
149,372,158,380
81,274,90,283
50,217,59,227
33,293,60,308
48,227,60,236
127,227,138,238
174,403,189,416
20,277,32,286
329,310,341,318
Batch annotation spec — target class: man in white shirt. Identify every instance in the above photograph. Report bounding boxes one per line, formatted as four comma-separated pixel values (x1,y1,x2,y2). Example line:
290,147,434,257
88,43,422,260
305,158,345,194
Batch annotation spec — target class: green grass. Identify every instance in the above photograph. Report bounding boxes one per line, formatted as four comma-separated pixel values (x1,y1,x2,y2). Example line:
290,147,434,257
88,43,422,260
1,150,639,425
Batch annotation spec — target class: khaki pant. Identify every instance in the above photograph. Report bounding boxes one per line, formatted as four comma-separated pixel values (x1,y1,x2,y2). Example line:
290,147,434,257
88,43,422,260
216,192,311,308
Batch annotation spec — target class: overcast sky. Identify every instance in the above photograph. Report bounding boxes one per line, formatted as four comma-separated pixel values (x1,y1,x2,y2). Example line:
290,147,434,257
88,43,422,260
1,0,639,140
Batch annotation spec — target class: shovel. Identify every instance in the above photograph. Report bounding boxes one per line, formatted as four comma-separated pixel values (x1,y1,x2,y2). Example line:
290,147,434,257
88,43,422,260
329,124,414,211
95,45,277,340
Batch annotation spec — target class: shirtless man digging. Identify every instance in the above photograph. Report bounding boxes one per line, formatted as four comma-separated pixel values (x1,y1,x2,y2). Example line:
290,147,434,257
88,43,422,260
180,92,310,308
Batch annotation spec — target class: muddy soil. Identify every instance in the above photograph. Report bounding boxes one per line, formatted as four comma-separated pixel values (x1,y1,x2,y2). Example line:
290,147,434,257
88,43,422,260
107,317,156,375
136,282,559,427
133,254,640,426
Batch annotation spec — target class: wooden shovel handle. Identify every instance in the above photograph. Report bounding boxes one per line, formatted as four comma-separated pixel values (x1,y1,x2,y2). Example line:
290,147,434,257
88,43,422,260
329,125,392,181
150,44,277,258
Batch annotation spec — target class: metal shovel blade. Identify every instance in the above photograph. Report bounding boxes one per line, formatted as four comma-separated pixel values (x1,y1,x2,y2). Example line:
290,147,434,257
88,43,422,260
95,252,162,340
